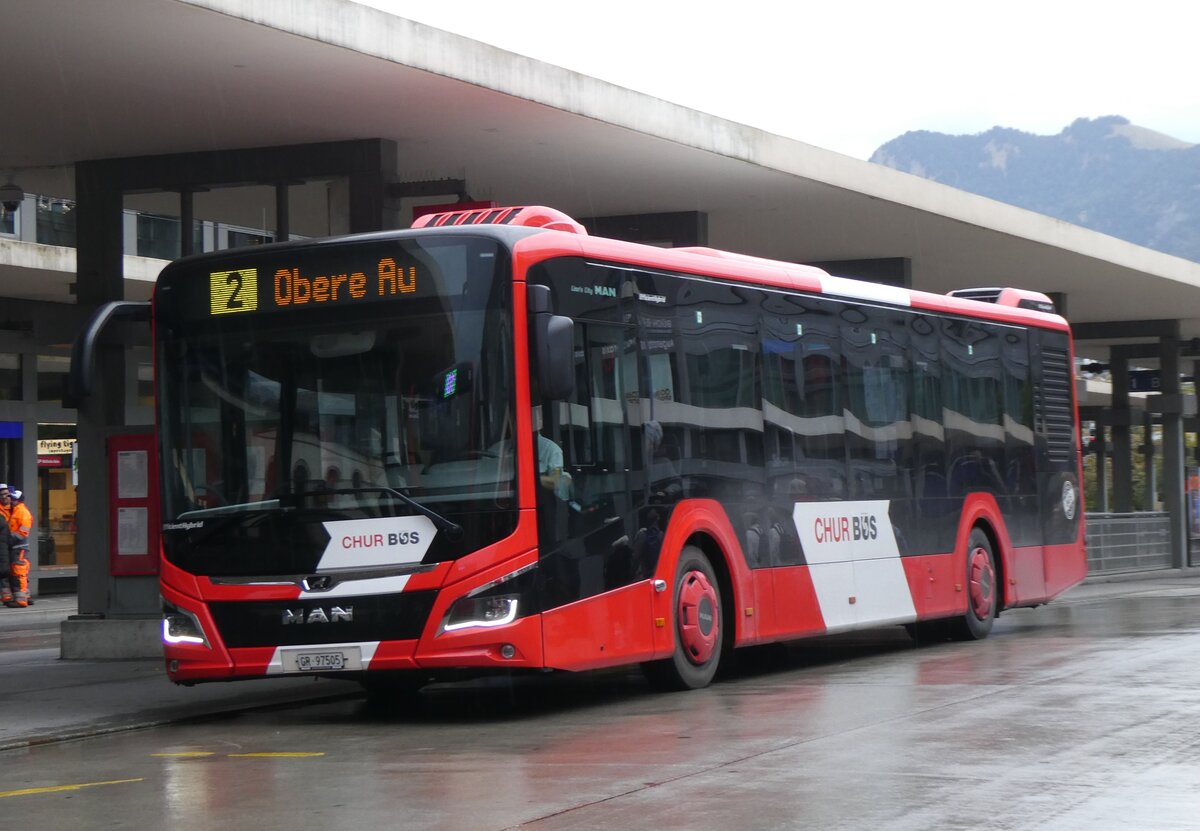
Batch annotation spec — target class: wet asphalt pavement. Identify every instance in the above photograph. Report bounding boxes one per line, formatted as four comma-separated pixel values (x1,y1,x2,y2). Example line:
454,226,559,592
2,575,1200,829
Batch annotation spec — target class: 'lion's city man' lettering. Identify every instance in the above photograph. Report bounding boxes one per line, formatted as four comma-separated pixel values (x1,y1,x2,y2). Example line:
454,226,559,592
273,258,417,307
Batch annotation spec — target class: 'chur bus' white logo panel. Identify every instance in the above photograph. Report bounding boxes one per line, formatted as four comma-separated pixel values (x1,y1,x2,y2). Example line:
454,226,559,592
317,516,436,570
792,500,916,632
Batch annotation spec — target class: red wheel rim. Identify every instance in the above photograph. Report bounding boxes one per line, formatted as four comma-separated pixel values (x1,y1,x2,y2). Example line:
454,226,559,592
968,546,995,619
677,569,719,665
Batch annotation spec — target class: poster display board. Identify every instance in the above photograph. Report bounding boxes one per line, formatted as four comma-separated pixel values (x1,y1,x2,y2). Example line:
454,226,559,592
108,433,159,576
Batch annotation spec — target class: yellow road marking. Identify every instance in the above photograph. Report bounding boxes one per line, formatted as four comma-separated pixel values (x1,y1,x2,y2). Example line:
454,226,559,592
227,752,325,758
0,778,143,799
151,752,215,758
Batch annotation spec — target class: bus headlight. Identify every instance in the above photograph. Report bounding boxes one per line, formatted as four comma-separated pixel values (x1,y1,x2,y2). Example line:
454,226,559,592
443,594,519,631
440,563,536,634
162,600,209,647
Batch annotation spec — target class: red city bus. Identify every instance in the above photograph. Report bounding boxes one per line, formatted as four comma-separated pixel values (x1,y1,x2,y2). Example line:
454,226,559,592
142,205,1085,694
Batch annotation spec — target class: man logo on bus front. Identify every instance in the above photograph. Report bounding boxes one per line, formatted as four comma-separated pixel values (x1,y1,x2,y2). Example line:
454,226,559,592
281,607,353,625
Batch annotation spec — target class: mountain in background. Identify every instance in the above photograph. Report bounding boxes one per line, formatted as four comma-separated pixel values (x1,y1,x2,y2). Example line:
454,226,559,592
870,115,1200,263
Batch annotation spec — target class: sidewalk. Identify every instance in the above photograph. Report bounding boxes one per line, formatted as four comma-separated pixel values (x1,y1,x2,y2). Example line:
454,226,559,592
2,569,1199,753
0,596,359,752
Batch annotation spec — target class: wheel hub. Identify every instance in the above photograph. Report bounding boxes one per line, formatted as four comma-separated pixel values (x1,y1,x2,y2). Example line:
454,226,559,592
677,569,719,664
968,546,995,619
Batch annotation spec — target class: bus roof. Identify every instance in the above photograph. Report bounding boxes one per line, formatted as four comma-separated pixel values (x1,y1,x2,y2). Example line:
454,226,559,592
498,214,1071,333
158,205,1071,334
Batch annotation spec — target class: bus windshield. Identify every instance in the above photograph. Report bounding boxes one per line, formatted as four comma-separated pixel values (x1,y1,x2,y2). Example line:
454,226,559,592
154,236,517,575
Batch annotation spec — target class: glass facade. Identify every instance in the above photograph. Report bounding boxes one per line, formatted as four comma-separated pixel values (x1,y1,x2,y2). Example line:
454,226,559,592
136,213,182,260
0,353,21,400
37,354,71,405
36,197,76,247
226,228,273,248
5,189,295,256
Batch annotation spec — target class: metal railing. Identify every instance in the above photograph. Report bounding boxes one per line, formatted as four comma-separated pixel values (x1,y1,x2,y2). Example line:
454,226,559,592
1085,512,1171,574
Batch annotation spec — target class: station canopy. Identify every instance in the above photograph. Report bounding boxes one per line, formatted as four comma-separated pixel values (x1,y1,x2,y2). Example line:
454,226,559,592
5,0,1200,365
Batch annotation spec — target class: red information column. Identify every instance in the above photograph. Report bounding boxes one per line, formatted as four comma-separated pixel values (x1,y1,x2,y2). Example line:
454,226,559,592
108,433,160,576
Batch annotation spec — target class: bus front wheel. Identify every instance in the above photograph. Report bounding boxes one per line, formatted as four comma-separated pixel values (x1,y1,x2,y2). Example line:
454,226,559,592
643,546,724,691
948,528,998,641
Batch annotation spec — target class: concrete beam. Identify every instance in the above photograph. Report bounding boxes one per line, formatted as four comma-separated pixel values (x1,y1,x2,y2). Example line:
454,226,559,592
1073,319,1180,341
580,211,707,246
806,257,912,288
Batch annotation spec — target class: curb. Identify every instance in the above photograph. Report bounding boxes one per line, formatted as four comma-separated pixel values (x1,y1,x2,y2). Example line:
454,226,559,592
0,608,75,630
1082,567,1200,585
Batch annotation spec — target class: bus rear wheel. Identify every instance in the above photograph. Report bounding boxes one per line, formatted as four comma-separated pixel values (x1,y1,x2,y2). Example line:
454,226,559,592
643,546,724,691
948,528,998,641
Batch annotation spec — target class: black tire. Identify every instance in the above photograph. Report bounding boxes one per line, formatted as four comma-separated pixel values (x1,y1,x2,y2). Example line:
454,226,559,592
642,546,725,691
946,527,998,641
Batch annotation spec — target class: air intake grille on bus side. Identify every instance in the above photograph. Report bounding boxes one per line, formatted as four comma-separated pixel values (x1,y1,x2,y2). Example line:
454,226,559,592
1039,346,1075,463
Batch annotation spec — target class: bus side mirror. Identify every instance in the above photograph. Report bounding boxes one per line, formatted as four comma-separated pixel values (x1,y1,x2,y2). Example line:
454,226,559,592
527,284,575,400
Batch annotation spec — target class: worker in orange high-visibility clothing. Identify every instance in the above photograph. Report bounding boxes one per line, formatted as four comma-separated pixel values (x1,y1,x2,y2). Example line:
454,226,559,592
0,484,15,607
3,487,31,608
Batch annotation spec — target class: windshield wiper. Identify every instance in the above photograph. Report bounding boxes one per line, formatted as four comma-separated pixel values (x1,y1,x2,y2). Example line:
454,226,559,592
316,486,464,540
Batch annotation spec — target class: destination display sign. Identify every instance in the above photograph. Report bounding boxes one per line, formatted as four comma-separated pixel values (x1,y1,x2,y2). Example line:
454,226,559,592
160,237,504,321
209,256,418,317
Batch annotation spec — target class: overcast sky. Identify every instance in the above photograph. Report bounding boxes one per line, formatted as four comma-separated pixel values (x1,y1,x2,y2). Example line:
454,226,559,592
364,0,1200,159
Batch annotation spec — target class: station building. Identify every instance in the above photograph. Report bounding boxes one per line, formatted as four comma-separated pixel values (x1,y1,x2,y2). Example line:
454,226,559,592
3,0,1199,654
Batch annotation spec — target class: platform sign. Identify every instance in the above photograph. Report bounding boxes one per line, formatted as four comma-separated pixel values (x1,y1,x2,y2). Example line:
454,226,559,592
1129,370,1161,393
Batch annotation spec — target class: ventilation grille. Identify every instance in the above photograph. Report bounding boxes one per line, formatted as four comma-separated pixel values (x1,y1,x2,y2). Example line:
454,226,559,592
411,205,587,234
1039,346,1075,463
418,207,522,227
948,288,1003,304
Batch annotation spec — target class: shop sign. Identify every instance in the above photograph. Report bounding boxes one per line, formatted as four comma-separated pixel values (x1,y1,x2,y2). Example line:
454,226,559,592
38,455,65,468
37,439,76,455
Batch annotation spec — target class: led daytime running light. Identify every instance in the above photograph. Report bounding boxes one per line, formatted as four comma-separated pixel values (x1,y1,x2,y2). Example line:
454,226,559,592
162,602,208,646
443,596,519,632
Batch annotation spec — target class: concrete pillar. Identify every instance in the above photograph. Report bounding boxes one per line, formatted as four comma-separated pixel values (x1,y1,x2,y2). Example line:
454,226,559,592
73,161,127,619
1109,356,1133,511
1193,360,1200,469
1142,410,1156,510
1160,337,1186,568
180,188,195,257
1095,425,1108,512
275,182,290,241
